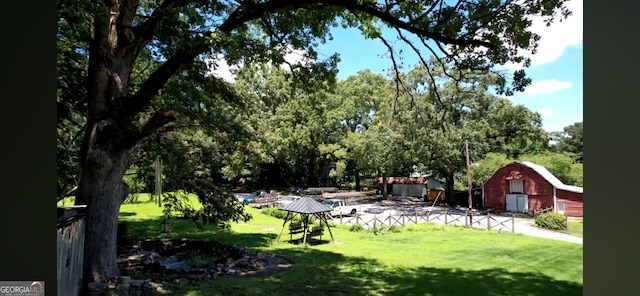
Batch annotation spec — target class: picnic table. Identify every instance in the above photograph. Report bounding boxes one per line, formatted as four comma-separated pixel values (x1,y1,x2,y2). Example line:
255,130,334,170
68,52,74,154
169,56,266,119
288,222,324,241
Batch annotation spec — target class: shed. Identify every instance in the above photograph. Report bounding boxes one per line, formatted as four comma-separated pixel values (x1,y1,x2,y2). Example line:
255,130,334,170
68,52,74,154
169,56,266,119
482,161,583,217
377,176,443,198
276,196,335,244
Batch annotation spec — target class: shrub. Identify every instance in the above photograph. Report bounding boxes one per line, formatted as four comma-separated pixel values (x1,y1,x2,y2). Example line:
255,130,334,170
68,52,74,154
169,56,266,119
371,224,387,235
535,212,567,230
387,225,403,233
261,207,288,219
349,224,364,232
260,207,316,223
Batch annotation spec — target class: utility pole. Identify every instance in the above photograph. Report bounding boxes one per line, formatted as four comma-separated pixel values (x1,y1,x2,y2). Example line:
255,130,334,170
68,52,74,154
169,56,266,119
465,140,473,223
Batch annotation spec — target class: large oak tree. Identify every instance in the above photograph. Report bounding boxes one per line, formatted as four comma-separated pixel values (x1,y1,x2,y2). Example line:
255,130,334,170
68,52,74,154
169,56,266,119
57,0,572,286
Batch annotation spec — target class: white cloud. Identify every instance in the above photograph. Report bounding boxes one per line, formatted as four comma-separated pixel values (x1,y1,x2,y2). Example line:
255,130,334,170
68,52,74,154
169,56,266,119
205,46,311,83
504,0,583,70
536,108,553,116
523,79,572,95
206,54,238,83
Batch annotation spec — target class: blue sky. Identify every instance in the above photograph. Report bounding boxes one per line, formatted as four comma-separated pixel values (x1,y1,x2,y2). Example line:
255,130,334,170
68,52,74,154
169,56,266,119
212,1,582,132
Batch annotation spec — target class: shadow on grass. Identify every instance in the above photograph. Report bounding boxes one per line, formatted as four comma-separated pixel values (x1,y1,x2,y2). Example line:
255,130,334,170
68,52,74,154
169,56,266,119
172,247,582,296
119,212,137,217
119,216,277,249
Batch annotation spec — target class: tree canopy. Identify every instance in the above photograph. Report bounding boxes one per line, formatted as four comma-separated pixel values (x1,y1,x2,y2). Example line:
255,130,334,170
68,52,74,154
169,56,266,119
56,0,574,287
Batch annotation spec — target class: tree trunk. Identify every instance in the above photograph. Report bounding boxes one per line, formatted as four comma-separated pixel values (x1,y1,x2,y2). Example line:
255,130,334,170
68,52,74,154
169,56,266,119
354,167,361,192
74,10,145,288
76,147,129,284
444,170,455,205
381,172,388,199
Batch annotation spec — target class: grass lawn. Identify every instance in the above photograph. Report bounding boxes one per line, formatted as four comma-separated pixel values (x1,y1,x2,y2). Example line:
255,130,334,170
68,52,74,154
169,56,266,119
114,195,583,296
565,220,583,238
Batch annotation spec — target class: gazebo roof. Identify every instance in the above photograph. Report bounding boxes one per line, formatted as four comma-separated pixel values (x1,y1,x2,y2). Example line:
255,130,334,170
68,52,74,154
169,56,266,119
280,196,331,214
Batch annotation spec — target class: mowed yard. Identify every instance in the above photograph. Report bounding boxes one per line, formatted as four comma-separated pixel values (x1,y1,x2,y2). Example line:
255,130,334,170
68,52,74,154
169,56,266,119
60,195,583,295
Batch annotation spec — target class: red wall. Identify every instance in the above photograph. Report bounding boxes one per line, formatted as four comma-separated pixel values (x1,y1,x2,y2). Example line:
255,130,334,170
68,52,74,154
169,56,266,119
484,163,554,212
557,189,583,217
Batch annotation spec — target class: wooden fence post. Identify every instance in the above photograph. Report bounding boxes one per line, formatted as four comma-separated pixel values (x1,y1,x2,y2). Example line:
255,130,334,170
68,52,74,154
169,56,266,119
340,214,343,225
444,210,448,225
415,211,418,223
511,214,515,233
373,214,377,229
425,211,429,222
388,212,392,227
487,213,491,230
402,214,405,226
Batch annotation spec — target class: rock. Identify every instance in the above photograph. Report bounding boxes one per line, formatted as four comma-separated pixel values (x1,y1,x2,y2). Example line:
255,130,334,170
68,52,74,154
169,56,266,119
119,276,131,285
117,283,130,289
160,257,191,273
88,282,109,293
129,280,146,289
174,278,188,284
191,268,207,274
144,261,166,273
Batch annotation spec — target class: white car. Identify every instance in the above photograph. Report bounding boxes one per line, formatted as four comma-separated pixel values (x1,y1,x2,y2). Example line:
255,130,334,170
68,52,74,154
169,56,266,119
322,199,362,217
276,195,301,208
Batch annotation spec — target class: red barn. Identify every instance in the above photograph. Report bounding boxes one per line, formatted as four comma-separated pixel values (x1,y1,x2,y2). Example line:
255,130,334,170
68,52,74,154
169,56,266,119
482,161,583,217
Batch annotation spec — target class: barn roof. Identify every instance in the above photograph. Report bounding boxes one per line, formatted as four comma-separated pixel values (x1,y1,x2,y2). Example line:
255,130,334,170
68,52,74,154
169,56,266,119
280,196,332,214
517,161,583,193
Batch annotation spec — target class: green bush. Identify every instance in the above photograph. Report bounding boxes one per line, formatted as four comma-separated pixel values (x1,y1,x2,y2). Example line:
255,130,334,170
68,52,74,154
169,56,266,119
535,212,567,231
349,224,364,232
261,207,288,219
387,225,403,233
261,207,316,223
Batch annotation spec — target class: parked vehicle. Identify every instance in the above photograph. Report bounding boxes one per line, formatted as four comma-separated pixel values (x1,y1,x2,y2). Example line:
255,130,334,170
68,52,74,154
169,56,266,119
289,186,304,195
276,195,301,208
242,190,269,204
322,199,362,217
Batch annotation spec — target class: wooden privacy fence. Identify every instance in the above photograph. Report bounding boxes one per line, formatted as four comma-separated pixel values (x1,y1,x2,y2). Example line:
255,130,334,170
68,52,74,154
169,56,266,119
57,206,87,296
333,210,515,232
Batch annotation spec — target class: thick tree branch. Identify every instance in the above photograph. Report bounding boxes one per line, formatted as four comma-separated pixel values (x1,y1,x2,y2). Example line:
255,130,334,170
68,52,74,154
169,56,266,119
220,0,495,49
118,38,209,117
116,0,140,46
123,109,177,148
132,0,195,49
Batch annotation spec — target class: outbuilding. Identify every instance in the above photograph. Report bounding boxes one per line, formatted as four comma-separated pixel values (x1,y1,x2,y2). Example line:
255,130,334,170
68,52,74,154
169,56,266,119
482,161,583,217
377,176,443,198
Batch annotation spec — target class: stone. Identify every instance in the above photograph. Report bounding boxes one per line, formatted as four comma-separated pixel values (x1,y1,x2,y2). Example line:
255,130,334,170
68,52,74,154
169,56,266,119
174,278,188,284
191,268,207,274
87,282,109,292
129,280,145,289
160,257,191,273
119,276,131,285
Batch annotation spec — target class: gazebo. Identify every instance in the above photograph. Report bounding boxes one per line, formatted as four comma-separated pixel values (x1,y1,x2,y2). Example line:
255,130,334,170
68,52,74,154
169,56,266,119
276,196,335,244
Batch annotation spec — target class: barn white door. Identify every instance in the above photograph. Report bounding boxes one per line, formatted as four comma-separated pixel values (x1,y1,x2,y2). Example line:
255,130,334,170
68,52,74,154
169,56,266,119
516,195,528,212
506,194,528,213
506,194,518,212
